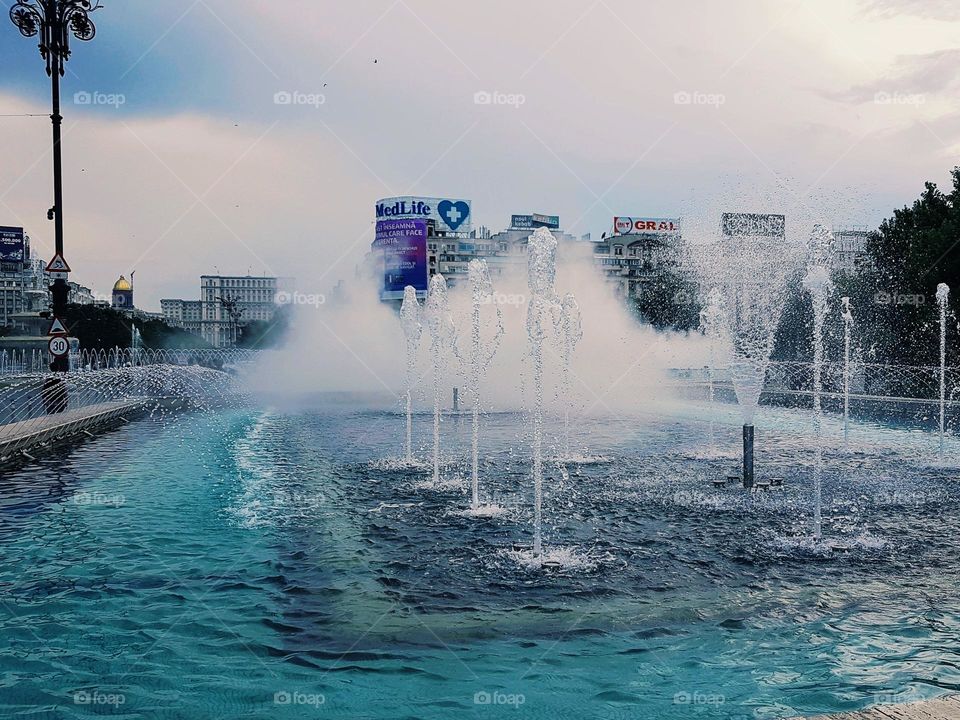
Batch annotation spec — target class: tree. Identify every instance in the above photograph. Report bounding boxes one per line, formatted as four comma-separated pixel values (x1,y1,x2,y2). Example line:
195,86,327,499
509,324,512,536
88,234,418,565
633,270,702,331
838,168,960,367
236,306,291,348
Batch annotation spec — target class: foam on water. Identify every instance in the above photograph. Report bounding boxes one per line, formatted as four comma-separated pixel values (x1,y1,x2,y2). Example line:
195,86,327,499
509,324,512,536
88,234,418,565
502,544,602,572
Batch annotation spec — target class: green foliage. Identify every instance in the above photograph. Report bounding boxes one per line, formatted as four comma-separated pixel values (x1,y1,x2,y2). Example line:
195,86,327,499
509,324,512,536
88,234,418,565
63,304,211,351
137,319,211,350
237,306,290,349
839,169,960,367
632,271,702,332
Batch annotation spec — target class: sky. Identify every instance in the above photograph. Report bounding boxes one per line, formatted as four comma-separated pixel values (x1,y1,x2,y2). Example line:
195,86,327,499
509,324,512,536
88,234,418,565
1,0,959,310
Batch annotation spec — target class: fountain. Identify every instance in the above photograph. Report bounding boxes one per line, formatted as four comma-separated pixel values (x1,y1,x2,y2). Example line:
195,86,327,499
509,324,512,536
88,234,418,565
840,296,853,448
400,286,423,465
454,259,504,511
699,287,726,453
558,293,583,460
937,283,949,460
700,221,800,487
803,225,835,541
424,274,455,485
526,227,560,559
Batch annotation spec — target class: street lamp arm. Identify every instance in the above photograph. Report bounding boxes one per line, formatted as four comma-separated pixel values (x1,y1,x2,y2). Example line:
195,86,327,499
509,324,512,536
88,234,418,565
10,0,102,76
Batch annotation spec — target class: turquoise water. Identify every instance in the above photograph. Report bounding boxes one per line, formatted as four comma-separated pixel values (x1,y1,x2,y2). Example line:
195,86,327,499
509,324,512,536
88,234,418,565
1,405,959,719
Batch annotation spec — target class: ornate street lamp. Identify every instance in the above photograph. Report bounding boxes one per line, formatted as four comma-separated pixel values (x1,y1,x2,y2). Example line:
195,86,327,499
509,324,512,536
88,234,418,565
10,1,101,408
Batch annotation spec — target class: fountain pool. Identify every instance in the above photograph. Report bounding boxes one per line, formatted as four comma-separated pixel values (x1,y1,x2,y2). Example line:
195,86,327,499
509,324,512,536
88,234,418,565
1,402,959,719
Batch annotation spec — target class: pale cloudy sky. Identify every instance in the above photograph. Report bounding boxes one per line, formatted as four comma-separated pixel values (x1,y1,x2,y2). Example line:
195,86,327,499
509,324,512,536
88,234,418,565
1,0,959,309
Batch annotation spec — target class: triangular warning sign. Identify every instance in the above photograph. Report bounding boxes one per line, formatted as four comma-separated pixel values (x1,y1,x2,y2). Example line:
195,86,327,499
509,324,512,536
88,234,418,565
46,253,70,273
48,317,69,335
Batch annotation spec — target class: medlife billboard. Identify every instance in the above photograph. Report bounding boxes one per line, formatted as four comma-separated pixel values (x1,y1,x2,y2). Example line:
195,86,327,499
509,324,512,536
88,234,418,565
375,196,472,234
374,219,429,300
0,226,25,264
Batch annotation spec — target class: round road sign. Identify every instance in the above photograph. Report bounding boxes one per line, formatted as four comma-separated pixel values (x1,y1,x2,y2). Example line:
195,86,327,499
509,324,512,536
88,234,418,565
48,336,70,357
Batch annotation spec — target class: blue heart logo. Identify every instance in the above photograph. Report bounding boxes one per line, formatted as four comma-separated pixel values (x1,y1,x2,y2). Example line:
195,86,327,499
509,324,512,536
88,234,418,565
438,200,470,231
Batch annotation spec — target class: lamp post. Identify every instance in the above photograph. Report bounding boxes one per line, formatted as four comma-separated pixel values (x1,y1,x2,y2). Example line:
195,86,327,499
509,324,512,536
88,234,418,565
9,0,101,387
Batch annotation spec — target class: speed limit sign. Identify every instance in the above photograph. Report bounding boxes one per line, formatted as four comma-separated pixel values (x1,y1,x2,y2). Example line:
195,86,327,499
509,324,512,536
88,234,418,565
48,336,70,357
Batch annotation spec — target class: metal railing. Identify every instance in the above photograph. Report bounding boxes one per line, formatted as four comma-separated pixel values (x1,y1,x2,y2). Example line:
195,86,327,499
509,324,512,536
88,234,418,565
0,348,260,376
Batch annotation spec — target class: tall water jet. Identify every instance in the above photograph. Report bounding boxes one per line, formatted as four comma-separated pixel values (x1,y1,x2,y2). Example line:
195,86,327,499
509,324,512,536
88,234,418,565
425,275,454,484
803,225,834,541
400,286,423,464
840,297,853,449
697,217,800,487
937,282,950,460
527,228,560,558
454,259,504,510
699,287,726,452
558,293,583,460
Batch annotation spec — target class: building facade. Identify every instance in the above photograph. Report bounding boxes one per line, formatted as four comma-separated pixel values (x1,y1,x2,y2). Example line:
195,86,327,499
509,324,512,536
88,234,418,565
112,275,134,311
592,217,684,299
163,275,292,348
371,199,578,301
160,299,202,335
832,227,869,274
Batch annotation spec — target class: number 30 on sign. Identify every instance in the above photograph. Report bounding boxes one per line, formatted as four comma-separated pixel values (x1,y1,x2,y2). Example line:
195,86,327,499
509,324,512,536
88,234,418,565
48,336,70,357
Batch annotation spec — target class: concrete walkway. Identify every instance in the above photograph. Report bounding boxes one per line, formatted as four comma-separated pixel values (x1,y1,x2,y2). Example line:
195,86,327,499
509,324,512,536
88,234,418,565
0,399,145,459
807,695,960,720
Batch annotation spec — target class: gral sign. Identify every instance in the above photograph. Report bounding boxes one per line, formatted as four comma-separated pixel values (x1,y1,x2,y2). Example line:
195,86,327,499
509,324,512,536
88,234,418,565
375,196,471,234
721,213,785,239
375,219,429,300
511,213,560,230
612,217,681,236
0,226,25,264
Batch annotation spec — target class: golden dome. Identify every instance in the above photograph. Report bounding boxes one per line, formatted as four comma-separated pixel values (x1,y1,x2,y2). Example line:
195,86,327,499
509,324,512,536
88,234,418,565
113,275,132,292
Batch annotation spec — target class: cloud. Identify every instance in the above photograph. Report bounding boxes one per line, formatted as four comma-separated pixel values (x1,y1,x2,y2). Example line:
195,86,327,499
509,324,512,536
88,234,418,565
860,0,960,20
3,1,960,312
825,48,960,102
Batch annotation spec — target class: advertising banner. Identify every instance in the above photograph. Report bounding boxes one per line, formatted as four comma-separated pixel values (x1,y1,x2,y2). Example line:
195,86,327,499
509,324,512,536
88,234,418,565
512,214,560,229
721,213,785,239
0,226,25,263
376,219,429,300
612,217,681,236
375,196,471,234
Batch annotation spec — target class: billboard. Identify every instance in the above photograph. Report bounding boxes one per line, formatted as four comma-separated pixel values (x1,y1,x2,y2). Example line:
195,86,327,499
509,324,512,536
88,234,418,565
376,219,429,300
612,217,680,236
375,196,471,234
511,213,560,230
721,213,785,239
0,226,25,264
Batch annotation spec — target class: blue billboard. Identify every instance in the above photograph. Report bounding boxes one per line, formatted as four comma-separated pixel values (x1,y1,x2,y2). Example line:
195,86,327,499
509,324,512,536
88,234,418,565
375,219,429,300
511,213,560,230
0,226,25,264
